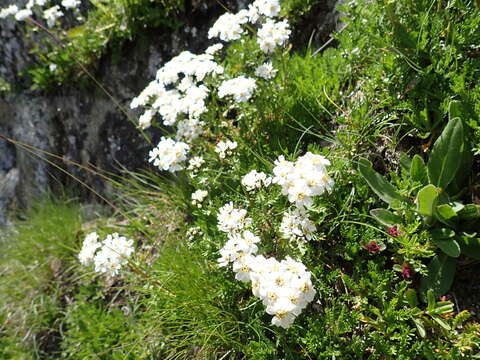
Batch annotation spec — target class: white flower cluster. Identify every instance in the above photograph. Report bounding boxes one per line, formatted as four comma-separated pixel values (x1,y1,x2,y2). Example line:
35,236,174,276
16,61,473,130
186,226,203,241
79,232,134,277
241,170,272,192
280,208,317,249
217,202,252,233
217,224,316,328
273,152,334,209
207,0,287,54
218,76,257,103
148,137,189,172
215,139,238,159
255,62,278,80
191,189,208,208
1,0,82,25
130,51,223,131
208,12,248,41
257,19,291,53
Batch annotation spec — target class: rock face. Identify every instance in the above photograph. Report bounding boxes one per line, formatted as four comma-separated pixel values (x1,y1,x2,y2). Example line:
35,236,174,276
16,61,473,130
0,0,341,224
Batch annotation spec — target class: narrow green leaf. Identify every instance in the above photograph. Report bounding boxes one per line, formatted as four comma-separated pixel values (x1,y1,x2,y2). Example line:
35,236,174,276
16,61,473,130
358,158,405,205
410,155,428,184
370,208,402,227
434,302,454,314
427,118,464,189
416,185,440,217
420,254,456,301
430,228,460,257
413,318,426,338
431,315,451,330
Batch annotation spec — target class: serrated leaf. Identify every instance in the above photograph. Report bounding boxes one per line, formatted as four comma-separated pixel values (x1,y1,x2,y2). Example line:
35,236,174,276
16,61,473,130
410,155,428,184
358,158,405,205
370,208,402,227
427,118,464,189
430,229,460,257
420,254,456,301
416,184,440,217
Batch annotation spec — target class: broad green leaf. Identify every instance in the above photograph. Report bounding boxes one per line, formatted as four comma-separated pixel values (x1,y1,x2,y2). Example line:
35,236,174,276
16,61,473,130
416,185,440,217
457,235,480,260
410,155,428,184
427,118,464,189
430,228,460,258
358,158,405,205
420,254,456,301
370,208,401,227
448,100,463,120
435,204,457,226
404,288,418,308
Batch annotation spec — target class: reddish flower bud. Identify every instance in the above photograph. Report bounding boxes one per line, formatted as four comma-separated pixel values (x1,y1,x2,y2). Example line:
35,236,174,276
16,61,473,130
401,264,413,280
365,241,381,254
387,225,402,237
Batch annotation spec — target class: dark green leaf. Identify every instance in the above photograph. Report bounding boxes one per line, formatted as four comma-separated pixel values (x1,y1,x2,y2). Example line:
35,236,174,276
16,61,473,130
427,118,464,189
405,288,418,308
358,158,405,205
370,208,402,227
457,204,480,221
420,254,456,301
399,152,412,172
430,229,460,258
457,235,480,260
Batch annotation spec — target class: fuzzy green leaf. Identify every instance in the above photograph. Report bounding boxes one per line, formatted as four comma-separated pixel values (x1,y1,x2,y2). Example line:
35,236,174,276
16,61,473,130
420,254,456,301
405,288,418,308
413,318,426,338
431,315,451,330
358,158,405,205
410,155,428,184
370,209,402,227
427,118,464,189
416,185,440,217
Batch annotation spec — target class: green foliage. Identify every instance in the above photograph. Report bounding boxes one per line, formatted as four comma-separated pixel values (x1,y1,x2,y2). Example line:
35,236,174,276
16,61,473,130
27,0,185,89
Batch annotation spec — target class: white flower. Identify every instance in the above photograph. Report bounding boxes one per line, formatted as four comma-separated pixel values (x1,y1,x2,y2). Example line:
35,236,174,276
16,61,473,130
61,0,81,9
187,156,205,171
186,226,203,241
218,76,257,103
215,140,237,159
176,118,204,142
280,208,317,252
257,19,291,53
43,5,63,28
78,232,101,266
217,202,252,234
272,152,333,209
191,189,208,207
254,0,281,17
148,137,189,172
241,170,272,192
93,233,134,276
14,8,32,21
208,12,248,42
205,43,224,55
0,5,19,19
138,109,154,130
255,62,278,80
